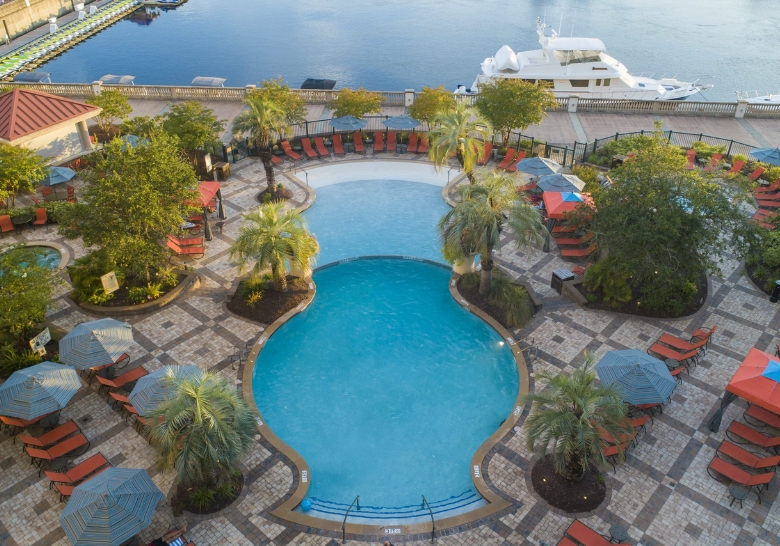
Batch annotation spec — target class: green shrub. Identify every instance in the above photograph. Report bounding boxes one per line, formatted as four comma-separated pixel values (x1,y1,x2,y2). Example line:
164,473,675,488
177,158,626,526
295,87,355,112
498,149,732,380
588,153,599,164
128,282,163,304
190,487,215,511
732,153,748,163
0,343,43,377
262,192,272,204
586,293,597,304
245,291,263,307
157,265,179,288
583,258,632,306
571,164,601,194
460,272,480,289
518,139,533,152
601,134,659,158
215,482,233,498
763,166,780,182
67,251,125,305
488,273,535,328
691,141,726,160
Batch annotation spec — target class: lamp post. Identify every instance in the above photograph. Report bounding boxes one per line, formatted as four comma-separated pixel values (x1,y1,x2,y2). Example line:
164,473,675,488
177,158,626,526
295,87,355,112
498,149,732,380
771,280,780,303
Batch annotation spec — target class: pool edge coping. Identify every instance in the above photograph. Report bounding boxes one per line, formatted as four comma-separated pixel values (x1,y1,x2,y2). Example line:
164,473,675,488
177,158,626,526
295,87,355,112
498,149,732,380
241,262,528,538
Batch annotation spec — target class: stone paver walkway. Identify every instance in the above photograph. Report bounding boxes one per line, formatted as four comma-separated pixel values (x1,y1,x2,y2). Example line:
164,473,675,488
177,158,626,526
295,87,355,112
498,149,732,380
1,150,779,546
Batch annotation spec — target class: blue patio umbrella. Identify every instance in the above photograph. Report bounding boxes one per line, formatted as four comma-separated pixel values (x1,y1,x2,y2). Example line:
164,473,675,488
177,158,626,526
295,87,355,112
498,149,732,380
328,115,367,131
59,319,134,371
383,115,421,130
537,173,585,193
60,468,164,546
39,167,76,187
749,148,780,166
0,362,80,420
596,350,676,405
516,157,562,177
129,364,201,415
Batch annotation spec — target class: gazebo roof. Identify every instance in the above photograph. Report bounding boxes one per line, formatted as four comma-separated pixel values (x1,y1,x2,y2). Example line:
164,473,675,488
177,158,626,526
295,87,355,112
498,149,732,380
0,88,100,143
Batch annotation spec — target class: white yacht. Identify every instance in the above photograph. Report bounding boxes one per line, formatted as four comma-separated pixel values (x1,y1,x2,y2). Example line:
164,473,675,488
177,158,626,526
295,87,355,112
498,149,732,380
457,18,712,100
737,92,780,105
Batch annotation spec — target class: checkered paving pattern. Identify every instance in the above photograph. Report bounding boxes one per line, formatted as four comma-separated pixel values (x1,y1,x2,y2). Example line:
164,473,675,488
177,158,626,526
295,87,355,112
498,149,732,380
1,152,778,545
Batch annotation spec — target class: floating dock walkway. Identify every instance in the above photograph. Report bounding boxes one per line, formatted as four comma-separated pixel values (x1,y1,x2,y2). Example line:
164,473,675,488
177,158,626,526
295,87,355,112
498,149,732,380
0,0,141,80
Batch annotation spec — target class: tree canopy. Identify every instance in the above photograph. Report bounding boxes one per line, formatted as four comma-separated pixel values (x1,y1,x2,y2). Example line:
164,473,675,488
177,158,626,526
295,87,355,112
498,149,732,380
86,89,132,135
0,144,47,207
408,86,456,124
328,87,382,118
474,79,557,146
162,102,225,151
428,105,491,183
0,244,57,340
249,77,306,126
58,131,198,280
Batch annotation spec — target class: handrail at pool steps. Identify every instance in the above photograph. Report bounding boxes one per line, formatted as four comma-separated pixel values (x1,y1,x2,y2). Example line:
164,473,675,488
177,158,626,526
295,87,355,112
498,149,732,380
421,495,435,544
341,495,360,544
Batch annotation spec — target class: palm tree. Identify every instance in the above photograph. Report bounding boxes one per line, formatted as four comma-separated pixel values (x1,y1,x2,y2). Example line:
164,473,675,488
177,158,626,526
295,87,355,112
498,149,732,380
231,94,289,195
230,202,318,292
522,353,634,481
439,171,546,294
148,368,255,487
428,104,492,184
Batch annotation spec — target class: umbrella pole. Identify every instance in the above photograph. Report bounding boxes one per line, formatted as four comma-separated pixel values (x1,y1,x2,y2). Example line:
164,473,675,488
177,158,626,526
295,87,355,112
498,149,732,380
203,207,212,241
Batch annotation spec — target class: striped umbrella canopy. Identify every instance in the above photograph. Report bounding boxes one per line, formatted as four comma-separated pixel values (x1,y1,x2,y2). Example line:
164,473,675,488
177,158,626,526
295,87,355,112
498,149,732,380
382,115,421,130
595,349,676,405
515,156,562,177
328,115,367,131
60,468,164,546
59,319,133,371
129,365,201,416
0,362,80,420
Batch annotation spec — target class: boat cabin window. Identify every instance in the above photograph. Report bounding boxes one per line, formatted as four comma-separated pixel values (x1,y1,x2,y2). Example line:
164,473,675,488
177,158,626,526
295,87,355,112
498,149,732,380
569,80,590,88
553,50,604,66
596,79,601,86
604,78,611,86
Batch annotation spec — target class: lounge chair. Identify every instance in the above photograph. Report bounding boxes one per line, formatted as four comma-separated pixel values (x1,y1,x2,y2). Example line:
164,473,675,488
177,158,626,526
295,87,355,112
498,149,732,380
33,208,47,228
755,192,780,202
0,214,13,236
707,456,773,502
314,137,330,157
601,441,632,472
630,415,650,433
167,240,205,258
556,232,594,247
564,520,629,546
496,148,517,170
167,234,204,247
417,133,428,153
353,132,366,154
54,465,110,501
271,154,282,165
744,405,780,429
657,333,708,355
281,140,301,160
571,263,592,276
561,243,597,259
301,138,318,159
45,453,111,487
95,366,149,396
647,343,699,367
691,325,716,345
332,134,345,156
754,180,780,194
757,199,780,209
1,414,47,436
726,421,780,453
477,142,493,165
704,153,723,172
717,440,780,471
387,132,397,153
557,539,578,546
749,167,766,181
18,421,80,451
634,402,662,422
407,133,419,153
506,150,527,173
82,353,130,385
727,160,745,175
686,149,696,170
26,434,90,474
552,225,577,236
373,132,384,153
41,186,53,198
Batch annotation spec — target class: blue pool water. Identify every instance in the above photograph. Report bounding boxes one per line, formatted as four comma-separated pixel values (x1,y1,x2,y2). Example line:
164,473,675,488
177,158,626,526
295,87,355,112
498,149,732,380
31,248,61,270
304,179,449,266
252,259,518,522
37,0,780,101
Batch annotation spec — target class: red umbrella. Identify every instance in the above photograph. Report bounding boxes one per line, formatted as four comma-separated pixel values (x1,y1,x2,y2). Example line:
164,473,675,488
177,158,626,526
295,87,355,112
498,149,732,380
726,348,780,415
542,191,593,219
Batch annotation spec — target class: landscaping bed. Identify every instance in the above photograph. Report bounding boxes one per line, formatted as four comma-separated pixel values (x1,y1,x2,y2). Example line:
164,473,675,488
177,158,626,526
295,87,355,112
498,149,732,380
457,275,512,329
227,276,309,324
172,472,244,516
72,272,188,308
531,455,606,513
745,260,776,297
257,186,292,203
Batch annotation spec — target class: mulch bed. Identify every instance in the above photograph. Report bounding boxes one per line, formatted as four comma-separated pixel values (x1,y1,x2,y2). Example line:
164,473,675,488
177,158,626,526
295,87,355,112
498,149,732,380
227,276,310,324
576,269,708,319
457,275,510,329
745,261,774,297
256,186,292,203
531,455,607,513
172,472,244,516
71,273,187,308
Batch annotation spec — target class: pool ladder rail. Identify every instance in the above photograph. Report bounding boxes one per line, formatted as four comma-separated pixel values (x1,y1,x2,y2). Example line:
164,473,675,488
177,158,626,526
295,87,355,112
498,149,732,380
341,495,359,544
421,495,435,544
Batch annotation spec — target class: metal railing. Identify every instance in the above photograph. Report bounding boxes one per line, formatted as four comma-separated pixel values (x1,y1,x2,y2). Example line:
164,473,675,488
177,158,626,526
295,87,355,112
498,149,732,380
341,495,360,544
421,495,435,544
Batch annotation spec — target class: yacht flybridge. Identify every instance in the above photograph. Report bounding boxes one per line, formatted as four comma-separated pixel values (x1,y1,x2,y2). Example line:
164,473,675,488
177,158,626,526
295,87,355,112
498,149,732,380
456,18,712,100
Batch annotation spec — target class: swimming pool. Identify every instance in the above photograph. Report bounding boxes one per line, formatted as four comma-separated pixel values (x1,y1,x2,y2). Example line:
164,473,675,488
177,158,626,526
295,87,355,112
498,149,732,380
251,259,519,523
30,247,62,270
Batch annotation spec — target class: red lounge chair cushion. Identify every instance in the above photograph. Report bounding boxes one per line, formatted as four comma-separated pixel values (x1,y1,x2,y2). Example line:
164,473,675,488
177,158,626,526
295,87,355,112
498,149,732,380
301,139,318,158
19,421,79,448
26,433,88,460
745,405,780,429
407,133,419,153
332,134,345,155
728,421,780,448
417,133,428,153
353,132,365,153
373,132,384,152
497,148,517,169
0,215,13,233
281,141,301,160
566,520,613,546
387,132,396,152
477,142,492,164
314,137,329,156
33,208,47,225
561,243,597,257
647,343,696,362
45,453,110,484
728,160,745,174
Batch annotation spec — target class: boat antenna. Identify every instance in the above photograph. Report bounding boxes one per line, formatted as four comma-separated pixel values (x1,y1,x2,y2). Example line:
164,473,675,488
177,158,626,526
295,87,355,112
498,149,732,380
570,0,579,37
558,13,563,36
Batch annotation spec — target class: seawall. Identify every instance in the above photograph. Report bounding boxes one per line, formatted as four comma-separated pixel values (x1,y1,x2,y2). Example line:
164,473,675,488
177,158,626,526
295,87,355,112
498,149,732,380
0,0,96,41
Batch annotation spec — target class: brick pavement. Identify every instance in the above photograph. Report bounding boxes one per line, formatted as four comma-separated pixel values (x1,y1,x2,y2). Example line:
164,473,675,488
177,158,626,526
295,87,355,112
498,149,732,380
1,151,778,545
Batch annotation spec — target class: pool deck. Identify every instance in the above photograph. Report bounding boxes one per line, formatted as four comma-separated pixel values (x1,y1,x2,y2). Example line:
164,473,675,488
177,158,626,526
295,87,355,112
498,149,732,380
2,151,780,545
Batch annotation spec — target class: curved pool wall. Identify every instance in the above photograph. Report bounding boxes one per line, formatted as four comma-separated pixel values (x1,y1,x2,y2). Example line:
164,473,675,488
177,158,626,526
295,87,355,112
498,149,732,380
252,259,518,524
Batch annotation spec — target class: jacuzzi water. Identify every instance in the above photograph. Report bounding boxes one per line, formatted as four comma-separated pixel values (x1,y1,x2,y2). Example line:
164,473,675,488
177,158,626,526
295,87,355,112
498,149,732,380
303,179,450,266
30,247,62,270
252,259,518,523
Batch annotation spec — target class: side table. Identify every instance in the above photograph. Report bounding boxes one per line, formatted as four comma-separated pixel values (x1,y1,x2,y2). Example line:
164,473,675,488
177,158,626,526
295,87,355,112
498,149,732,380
608,524,629,543
729,485,749,508
11,214,33,231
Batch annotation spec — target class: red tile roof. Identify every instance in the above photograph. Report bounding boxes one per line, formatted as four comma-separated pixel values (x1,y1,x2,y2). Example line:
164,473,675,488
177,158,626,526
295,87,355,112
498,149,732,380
0,88,100,142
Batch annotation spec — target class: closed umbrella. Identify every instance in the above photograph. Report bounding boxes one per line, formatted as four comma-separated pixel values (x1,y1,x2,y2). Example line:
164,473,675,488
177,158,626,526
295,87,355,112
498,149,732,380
59,319,133,371
516,157,562,177
60,468,164,546
216,188,227,220
537,173,585,193
595,349,676,405
382,115,421,130
203,207,212,241
129,364,201,415
328,115,367,131
749,148,780,166
0,362,80,420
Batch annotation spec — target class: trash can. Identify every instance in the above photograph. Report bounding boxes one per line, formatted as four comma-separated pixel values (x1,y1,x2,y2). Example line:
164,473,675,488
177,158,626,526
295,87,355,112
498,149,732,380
214,162,231,181
551,268,575,295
